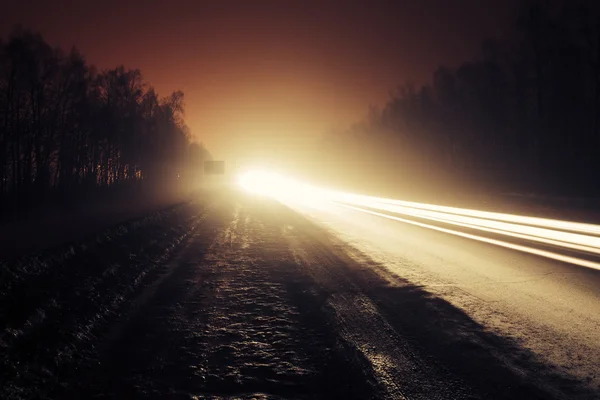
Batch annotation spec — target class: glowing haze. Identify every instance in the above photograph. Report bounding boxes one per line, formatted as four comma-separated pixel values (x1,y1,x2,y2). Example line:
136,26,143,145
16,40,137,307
1,0,517,170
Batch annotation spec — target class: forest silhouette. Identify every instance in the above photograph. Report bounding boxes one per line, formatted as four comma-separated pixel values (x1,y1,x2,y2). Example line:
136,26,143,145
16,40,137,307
323,0,600,202
0,27,211,221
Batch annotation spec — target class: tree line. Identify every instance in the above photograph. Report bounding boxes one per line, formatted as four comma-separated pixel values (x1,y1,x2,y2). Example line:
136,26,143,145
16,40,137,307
324,0,600,198
0,28,210,216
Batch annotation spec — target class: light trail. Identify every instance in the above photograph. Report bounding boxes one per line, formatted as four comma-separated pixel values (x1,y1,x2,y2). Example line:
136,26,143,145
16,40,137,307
340,204,600,272
334,192,600,236
334,199,600,255
236,169,600,269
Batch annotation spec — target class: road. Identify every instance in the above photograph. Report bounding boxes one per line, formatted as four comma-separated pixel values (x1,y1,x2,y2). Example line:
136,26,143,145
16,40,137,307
304,198,600,398
1,189,598,399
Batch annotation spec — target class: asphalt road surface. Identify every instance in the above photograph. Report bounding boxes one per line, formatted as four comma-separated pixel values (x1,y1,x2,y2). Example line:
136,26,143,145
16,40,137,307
1,189,599,399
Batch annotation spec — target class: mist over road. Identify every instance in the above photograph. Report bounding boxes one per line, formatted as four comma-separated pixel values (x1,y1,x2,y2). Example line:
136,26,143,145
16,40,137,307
1,189,598,399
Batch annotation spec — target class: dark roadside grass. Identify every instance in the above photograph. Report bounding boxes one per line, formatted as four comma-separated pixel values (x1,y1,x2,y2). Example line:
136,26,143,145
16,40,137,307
0,195,212,399
0,185,194,260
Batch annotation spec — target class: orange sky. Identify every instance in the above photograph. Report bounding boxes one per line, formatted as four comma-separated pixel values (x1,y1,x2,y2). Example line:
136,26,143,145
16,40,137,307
1,0,518,166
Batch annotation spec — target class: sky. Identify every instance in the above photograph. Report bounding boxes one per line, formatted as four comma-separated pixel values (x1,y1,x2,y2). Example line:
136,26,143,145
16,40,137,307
0,0,519,168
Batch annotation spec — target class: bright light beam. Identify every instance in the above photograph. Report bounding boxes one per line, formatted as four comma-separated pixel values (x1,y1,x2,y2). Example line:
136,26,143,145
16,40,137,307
237,169,331,209
338,200,600,254
341,203,600,272
236,169,600,269
336,193,600,236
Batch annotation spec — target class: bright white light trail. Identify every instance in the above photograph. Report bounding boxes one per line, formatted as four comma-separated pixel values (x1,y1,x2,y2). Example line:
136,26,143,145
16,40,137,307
236,169,600,270
335,198,600,255
336,192,600,236
340,204,600,271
